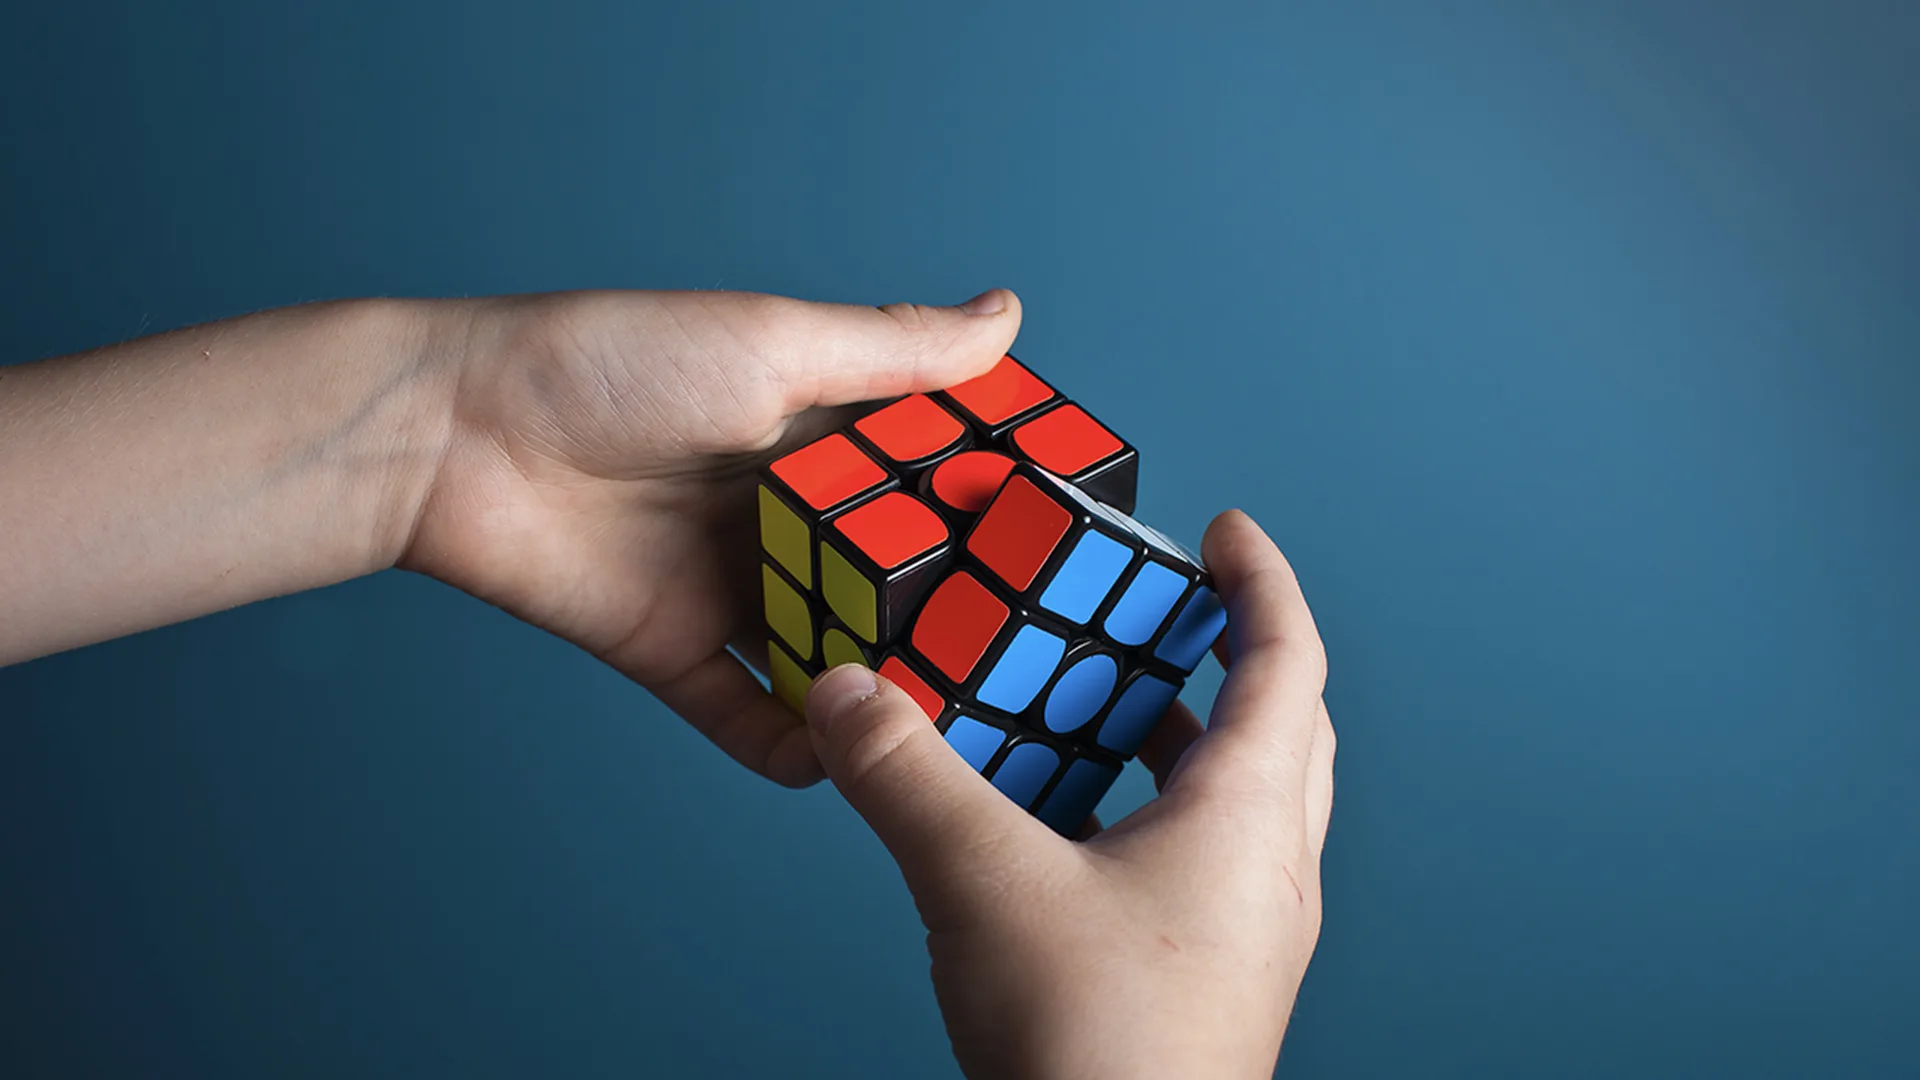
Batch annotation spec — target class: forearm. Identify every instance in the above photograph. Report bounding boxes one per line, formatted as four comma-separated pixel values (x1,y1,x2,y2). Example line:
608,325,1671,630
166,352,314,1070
0,299,463,665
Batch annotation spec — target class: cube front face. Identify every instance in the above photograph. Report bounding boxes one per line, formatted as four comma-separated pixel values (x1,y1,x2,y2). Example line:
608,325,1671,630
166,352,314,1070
756,355,1224,835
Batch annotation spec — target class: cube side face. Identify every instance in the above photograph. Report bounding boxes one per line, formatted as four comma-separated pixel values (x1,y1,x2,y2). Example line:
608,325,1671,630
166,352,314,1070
822,616,880,671
909,569,1012,687
768,638,820,717
1033,528,1136,627
762,560,819,665
1035,756,1123,834
758,485,815,589
756,360,1222,836
1036,641,1123,739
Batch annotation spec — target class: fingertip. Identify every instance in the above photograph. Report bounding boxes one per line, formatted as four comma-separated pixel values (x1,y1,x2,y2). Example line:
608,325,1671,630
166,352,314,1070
790,291,1022,408
1201,507,1262,551
1199,508,1240,565
1201,508,1280,588
959,287,1016,317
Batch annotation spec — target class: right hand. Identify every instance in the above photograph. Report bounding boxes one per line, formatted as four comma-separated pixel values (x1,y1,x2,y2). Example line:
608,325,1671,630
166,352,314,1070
805,510,1335,1080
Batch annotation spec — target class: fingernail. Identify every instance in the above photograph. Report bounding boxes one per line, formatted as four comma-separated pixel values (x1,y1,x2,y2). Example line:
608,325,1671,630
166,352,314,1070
808,664,879,732
959,289,1006,316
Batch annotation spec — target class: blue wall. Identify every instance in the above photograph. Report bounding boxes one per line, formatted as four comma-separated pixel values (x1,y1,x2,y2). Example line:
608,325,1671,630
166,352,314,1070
4,2,1916,1076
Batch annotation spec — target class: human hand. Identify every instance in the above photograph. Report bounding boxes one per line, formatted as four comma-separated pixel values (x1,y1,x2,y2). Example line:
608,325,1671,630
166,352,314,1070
402,288,1021,787
803,510,1333,1079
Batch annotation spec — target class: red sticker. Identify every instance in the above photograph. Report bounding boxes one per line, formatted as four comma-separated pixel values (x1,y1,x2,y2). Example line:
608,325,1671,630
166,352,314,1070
966,475,1072,591
769,434,888,511
1012,404,1124,476
943,356,1054,425
911,572,1010,683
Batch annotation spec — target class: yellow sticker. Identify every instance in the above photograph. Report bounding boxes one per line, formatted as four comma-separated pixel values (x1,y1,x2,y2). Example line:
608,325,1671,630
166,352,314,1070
762,563,815,662
759,486,813,589
768,641,810,717
822,626,871,670
820,540,879,644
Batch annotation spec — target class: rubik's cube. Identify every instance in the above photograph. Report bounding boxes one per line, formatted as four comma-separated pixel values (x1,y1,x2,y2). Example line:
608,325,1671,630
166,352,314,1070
757,355,1225,835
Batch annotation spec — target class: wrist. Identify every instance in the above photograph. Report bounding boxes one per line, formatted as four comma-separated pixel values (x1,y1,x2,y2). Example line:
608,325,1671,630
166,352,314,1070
389,293,549,591
334,296,476,577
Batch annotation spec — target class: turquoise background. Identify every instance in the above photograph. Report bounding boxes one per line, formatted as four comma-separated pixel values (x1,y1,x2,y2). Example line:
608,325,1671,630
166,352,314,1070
4,2,1917,1076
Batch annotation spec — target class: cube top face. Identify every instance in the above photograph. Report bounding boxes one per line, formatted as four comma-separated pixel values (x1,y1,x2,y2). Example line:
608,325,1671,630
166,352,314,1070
768,433,888,511
831,490,949,571
938,354,1056,429
854,393,967,467
1010,403,1127,477
926,451,1017,515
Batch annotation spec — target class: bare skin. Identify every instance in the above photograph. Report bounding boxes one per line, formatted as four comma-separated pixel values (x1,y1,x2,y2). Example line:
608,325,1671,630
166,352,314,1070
1,288,1022,782
0,289,1332,1077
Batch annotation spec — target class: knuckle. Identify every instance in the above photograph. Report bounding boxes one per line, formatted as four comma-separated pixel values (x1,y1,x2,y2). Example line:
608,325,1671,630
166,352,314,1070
879,302,967,363
731,291,806,331
877,301,939,334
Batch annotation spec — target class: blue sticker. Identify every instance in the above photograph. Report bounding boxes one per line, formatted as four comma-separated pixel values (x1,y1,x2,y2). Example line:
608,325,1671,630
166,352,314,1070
1037,530,1133,623
1103,562,1189,646
1036,757,1121,835
1153,587,1226,673
1097,674,1182,756
1043,653,1119,733
976,624,1066,713
989,741,1061,809
944,717,1004,773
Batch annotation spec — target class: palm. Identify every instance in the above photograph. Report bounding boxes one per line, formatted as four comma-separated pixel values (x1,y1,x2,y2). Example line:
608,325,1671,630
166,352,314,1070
405,289,1020,787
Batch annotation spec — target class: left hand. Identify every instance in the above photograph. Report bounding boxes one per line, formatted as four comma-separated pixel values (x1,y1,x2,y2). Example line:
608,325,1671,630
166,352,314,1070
401,288,1021,787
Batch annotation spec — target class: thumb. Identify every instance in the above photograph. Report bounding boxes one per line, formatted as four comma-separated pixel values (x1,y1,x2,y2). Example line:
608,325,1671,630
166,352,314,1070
779,288,1023,410
806,663,1031,883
